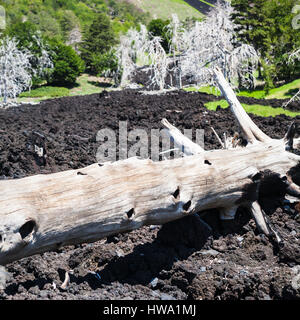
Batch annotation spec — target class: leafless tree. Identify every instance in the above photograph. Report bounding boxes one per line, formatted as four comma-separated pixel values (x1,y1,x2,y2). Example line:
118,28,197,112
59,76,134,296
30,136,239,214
282,48,300,108
180,1,259,89
111,1,259,91
148,36,168,91
0,37,33,105
115,24,149,87
0,35,52,106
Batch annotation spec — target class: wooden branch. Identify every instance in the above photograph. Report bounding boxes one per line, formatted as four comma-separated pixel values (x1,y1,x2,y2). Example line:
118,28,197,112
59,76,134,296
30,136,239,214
213,67,272,144
211,127,225,149
161,118,204,155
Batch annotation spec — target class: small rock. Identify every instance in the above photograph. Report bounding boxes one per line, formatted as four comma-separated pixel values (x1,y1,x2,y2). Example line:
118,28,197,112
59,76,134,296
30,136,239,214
116,249,124,257
0,267,11,290
28,286,40,295
200,249,220,257
212,240,227,252
39,290,49,299
262,294,272,300
237,236,244,242
160,293,176,300
18,285,26,293
239,269,249,276
200,267,206,272
291,230,297,236
291,274,300,290
150,277,158,288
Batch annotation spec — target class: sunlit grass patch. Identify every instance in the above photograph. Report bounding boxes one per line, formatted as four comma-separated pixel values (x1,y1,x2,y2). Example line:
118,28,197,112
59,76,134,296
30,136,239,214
204,100,300,117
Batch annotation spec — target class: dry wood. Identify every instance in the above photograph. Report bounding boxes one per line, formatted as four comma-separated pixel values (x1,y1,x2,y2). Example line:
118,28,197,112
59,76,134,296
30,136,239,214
0,68,299,266
0,155,260,265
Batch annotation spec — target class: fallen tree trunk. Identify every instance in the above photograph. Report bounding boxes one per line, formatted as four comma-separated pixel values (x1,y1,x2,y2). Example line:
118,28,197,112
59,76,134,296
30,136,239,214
0,68,299,266
0,155,259,265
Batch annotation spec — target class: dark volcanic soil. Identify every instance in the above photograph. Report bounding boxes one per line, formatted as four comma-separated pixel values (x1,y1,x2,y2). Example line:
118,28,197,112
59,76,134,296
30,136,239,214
0,89,300,300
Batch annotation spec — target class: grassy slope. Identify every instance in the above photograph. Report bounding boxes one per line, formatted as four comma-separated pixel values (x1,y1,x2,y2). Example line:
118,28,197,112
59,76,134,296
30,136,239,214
204,100,300,118
127,0,203,20
17,74,110,103
185,78,300,100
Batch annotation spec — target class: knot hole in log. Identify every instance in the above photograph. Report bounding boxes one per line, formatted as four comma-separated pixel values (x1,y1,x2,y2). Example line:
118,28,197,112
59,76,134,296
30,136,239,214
183,200,192,212
126,208,135,220
19,220,36,240
172,187,180,200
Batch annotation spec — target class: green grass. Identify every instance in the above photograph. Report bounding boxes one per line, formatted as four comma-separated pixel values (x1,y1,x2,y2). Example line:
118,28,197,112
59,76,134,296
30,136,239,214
185,78,300,100
185,86,222,96
129,0,203,20
19,86,70,98
266,79,300,99
17,74,111,103
204,100,300,117
69,74,112,97
197,0,216,7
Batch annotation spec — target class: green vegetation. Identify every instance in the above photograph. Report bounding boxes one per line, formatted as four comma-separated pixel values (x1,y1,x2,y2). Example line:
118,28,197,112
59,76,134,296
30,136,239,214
204,100,300,118
18,74,112,102
19,86,70,98
47,40,85,86
1,0,150,41
80,12,117,74
147,19,171,51
185,78,300,100
231,0,300,88
128,0,203,20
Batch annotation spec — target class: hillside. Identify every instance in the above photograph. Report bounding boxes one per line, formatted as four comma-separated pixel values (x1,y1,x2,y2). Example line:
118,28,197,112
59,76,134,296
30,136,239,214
125,0,204,20
1,0,150,40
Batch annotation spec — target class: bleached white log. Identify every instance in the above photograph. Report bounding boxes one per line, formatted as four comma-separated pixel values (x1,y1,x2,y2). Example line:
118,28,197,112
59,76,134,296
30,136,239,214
0,155,260,265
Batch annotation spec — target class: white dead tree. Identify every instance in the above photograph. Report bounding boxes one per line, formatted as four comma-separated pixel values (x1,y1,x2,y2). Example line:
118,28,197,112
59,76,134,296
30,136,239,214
115,24,149,87
282,48,300,109
30,32,53,80
165,14,188,89
111,2,258,91
148,36,168,91
0,37,33,105
0,67,299,266
0,35,52,106
180,1,259,89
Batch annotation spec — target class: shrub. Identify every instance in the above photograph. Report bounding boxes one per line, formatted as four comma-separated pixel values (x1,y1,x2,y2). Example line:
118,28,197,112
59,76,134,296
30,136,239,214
80,12,117,74
147,19,170,52
47,40,85,86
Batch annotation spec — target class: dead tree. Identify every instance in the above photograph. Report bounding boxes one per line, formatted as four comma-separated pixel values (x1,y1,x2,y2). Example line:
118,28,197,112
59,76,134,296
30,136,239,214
0,68,299,266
